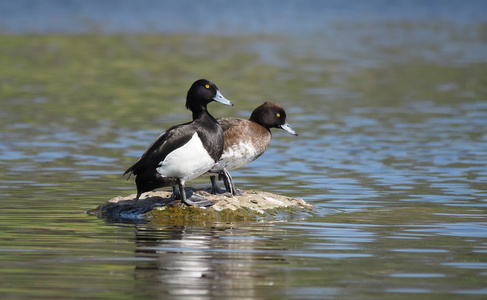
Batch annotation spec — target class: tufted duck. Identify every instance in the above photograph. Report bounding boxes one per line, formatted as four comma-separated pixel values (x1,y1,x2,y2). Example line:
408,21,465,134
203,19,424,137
205,101,297,195
124,79,233,207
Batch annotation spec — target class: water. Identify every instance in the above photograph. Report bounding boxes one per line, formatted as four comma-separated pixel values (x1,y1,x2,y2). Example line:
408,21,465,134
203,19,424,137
1,1,487,299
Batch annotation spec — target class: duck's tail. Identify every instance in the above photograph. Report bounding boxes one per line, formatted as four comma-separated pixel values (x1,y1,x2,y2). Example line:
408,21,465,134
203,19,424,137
123,164,136,180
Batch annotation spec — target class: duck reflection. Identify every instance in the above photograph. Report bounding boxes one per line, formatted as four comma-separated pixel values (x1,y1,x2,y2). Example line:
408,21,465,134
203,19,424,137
133,224,288,298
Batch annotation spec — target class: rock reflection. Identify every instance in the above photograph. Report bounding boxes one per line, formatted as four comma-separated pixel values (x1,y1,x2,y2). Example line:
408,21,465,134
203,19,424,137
133,225,288,298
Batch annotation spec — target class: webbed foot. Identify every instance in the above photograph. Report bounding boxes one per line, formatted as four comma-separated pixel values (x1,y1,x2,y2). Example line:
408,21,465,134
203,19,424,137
176,183,214,208
183,194,214,208
233,188,243,196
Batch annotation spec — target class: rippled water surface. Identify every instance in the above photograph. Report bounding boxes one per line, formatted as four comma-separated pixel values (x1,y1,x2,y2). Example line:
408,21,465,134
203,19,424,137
1,1,487,299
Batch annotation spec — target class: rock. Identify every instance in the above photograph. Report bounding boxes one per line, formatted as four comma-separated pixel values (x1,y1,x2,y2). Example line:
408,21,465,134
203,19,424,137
88,187,314,224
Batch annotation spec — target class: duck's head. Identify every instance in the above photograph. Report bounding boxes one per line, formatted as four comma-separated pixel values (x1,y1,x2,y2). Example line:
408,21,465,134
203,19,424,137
186,79,233,111
250,102,298,136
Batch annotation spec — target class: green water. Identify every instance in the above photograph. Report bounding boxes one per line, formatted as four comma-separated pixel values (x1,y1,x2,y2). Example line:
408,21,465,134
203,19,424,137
1,23,487,299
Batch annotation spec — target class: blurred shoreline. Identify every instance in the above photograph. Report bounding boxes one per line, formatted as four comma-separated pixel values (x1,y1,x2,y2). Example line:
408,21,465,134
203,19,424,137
1,0,486,35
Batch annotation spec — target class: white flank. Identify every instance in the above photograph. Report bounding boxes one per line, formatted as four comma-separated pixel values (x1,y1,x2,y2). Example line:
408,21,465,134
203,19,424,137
216,141,259,171
156,132,215,182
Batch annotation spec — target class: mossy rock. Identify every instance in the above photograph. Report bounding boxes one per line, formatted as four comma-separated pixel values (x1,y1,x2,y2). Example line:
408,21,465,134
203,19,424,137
88,188,314,224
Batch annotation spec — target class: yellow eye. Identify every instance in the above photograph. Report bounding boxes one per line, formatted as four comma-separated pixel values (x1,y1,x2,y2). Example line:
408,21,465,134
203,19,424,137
276,113,281,117
205,84,210,89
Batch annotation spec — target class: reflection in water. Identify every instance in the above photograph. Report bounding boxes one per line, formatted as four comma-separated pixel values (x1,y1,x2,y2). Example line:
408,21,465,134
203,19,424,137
133,225,288,298
130,221,385,298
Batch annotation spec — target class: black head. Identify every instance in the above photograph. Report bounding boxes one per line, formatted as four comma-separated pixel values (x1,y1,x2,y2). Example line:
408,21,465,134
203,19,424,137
186,79,233,112
249,102,298,135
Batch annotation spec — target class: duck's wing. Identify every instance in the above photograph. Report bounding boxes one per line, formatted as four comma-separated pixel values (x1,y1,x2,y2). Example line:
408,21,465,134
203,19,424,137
218,117,244,132
124,122,194,177
218,117,248,149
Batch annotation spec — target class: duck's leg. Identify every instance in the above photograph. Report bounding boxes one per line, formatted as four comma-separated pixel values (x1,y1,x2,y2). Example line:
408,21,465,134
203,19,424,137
178,181,214,207
220,170,233,194
134,191,142,203
210,176,221,194
171,185,181,200
220,168,242,196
